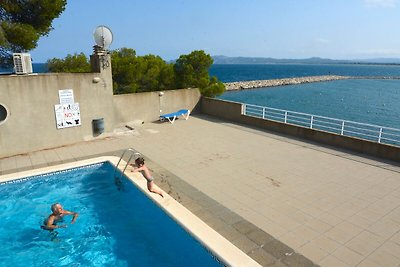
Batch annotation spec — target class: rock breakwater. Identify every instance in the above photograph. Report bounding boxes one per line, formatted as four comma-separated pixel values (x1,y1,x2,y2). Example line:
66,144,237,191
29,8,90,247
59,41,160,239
224,75,351,91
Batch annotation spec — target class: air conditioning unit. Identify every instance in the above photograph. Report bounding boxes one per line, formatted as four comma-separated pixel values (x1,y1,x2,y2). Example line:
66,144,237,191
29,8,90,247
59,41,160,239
13,53,33,74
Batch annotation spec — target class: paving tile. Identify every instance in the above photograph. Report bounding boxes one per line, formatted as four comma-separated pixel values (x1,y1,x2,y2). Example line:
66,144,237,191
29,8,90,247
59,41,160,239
281,252,318,267
279,231,310,250
232,220,256,234
385,208,400,224
323,221,364,245
29,152,47,166
247,248,276,266
297,242,329,264
305,218,333,234
346,213,377,229
292,225,320,244
345,235,382,256
366,248,400,267
41,149,61,165
262,239,294,260
182,200,204,213
331,246,364,266
247,228,274,246
216,209,244,225
367,218,400,240
0,157,16,172
191,208,215,221
260,220,288,238
203,216,226,231
356,258,384,267
230,236,258,254
319,255,350,267
390,231,400,244
15,155,32,169
215,224,243,242
379,241,400,259
317,212,344,227
267,260,288,267
307,235,341,253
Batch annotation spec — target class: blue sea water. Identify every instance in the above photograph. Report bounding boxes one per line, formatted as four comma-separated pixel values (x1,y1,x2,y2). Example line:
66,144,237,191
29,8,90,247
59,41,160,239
209,63,400,82
0,63,47,74
211,64,400,129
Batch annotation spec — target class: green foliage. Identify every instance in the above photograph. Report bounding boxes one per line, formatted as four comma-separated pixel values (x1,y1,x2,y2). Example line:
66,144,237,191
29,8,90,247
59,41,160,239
47,53,91,73
0,0,67,65
111,48,175,94
174,50,213,89
174,50,225,97
110,48,138,94
201,77,226,97
45,48,225,97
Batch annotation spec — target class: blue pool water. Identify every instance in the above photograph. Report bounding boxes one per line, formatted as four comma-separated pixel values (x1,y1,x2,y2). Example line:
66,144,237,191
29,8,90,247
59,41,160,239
0,162,222,267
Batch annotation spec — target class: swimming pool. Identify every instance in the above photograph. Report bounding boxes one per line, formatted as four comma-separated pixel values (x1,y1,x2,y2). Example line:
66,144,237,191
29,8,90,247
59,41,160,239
0,157,259,267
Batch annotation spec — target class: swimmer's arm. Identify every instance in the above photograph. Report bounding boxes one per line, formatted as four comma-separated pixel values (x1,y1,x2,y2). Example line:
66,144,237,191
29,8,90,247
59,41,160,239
71,212,79,223
131,166,145,172
64,210,79,223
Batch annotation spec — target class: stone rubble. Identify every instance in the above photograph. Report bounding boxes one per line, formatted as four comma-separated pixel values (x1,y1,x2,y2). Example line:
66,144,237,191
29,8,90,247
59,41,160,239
223,75,351,90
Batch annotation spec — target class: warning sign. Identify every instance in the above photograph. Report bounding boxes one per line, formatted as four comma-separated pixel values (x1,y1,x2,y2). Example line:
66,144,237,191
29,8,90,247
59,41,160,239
54,103,81,129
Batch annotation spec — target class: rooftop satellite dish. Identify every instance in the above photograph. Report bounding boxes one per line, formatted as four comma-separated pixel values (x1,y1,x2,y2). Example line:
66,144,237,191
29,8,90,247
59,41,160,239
93,25,113,50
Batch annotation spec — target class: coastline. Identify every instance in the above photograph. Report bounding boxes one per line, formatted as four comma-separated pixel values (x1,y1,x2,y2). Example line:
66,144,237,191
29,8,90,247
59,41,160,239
223,75,351,90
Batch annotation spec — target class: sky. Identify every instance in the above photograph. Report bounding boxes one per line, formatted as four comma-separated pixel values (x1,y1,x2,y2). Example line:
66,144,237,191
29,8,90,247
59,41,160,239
30,0,400,63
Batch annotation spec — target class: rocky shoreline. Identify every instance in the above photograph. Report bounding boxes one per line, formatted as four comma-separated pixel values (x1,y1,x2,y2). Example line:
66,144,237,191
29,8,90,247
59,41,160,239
223,75,351,90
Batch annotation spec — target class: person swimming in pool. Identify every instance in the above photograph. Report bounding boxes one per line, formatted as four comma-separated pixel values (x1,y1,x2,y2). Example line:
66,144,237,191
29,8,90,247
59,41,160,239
131,157,164,197
41,203,79,230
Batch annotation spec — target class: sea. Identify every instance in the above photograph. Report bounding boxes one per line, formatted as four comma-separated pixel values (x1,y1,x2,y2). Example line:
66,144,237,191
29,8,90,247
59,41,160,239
210,64,400,129
0,63,47,74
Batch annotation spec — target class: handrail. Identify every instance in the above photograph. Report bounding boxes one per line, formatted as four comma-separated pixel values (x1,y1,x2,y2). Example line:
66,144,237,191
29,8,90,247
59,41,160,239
244,104,400,147
114,148,141,190
115,148,141,173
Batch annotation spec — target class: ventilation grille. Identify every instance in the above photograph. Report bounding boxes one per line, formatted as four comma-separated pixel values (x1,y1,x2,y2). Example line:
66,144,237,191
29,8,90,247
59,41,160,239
13,53,33,74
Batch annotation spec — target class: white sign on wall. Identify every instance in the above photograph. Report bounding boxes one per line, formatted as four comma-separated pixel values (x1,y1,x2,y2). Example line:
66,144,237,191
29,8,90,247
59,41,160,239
54,103,81,129
58,89,74,104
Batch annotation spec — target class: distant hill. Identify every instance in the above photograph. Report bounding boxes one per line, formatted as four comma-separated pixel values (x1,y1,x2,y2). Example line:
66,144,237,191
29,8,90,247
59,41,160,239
212,55,400,65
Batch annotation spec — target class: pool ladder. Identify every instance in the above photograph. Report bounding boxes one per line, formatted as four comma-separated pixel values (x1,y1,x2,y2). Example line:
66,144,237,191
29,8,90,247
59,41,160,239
114,148,141,190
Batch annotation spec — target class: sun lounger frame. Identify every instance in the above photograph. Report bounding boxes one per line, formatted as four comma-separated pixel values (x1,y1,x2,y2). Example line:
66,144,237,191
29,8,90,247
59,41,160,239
159,109,191,124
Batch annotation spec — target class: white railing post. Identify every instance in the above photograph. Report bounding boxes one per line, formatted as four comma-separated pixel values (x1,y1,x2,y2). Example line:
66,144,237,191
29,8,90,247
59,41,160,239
378,127,382,143
310,116,314,129
284,111,287,123
262,107,266,119
341,121,345,135
243,104,247,115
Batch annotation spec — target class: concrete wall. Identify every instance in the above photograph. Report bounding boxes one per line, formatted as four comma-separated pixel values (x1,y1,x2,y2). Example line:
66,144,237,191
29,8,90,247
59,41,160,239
0,70,114,157
0,58,201,158
201,97,400,162
113,88,201,125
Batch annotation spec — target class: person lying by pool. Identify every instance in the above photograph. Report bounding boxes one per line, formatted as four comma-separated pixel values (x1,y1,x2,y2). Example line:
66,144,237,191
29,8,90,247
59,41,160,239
41,203,79,230
131,157,164,198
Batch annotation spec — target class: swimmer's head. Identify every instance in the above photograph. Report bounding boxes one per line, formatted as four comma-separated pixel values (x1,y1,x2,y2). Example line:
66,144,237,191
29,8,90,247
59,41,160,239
135,157,145,167
51,203,63,214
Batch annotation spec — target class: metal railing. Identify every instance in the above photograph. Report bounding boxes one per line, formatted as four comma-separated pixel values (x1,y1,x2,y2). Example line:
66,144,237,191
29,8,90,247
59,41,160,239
114,148,141,190
244,104,400,147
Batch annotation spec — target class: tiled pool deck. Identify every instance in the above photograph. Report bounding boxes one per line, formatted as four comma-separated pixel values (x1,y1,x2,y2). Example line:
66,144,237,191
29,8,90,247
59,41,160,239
1,114,400,267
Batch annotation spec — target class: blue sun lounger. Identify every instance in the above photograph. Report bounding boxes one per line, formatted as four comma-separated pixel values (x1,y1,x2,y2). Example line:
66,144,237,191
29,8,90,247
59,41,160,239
159,109,191,124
